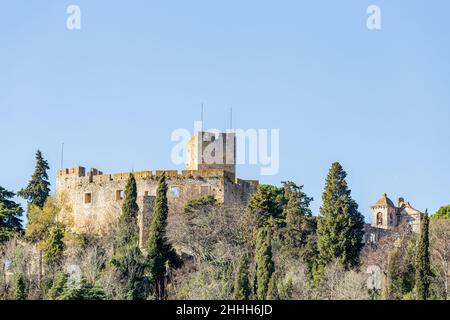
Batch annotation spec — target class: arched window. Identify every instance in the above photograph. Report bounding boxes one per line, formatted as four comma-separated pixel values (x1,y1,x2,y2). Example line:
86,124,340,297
389,212,394,225
377,212,383,226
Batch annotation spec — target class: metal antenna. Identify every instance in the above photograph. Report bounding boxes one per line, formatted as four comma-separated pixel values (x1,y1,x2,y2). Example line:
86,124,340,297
60,142,64,169
201,103,204,129
230,107,233,130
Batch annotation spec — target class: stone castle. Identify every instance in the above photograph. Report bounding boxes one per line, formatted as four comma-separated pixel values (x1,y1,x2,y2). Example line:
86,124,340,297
56,131,259,248
56,130,424,247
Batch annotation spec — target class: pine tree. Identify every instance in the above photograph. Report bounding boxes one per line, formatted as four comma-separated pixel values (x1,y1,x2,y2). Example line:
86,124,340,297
316,162,365,269
415,211,432,300
147,173,180,300
18,150,50,209
233,255,251,300
43,225,65,271
47,272,69,300
111,173,146,300
14,275,27,300
0,186,23,242
255,227,274,300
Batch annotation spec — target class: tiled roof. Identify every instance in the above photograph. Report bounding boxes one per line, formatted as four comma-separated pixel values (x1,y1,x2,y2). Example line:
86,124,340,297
373,193,395,207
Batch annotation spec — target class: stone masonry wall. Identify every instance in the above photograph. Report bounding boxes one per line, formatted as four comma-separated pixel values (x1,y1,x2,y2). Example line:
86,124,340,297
56,167,258,248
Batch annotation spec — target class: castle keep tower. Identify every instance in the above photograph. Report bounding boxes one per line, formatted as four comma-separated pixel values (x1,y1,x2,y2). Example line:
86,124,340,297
186,131,236,180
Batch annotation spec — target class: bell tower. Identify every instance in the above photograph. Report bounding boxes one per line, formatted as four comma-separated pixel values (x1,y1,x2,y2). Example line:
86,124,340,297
371,193,398,229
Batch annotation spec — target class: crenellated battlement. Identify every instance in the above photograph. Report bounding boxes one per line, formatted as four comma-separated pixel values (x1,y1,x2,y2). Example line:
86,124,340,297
57,166,252,185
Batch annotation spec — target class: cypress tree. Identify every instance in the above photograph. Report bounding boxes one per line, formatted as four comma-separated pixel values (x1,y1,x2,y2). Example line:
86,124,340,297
266,272,280,300
415,211,432,300
255,227,274,300
111,173,146,300
18,150,50,209
14,275,27,300
0,186,23,242
233,255,251,300
147,173,180,300
317,162,365,269
117,173,139,245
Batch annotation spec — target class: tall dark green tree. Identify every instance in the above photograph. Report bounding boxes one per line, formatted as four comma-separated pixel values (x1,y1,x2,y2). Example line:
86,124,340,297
111,173,146,300
282,181,313,247
117,173,139,245
43,225,65,271
0,186,23,242
14,275,28,300
316,162,365,269
415,211,432,300
255,227,275,300
147,174,180,300
18,150,50,209
233,255,251,300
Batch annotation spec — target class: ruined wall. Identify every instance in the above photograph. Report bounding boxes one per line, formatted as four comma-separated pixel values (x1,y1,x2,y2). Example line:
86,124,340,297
399,206,423,233
56,166,257,248
363,224,398,244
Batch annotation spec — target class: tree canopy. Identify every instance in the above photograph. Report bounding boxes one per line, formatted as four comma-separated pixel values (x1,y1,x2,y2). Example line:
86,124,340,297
18,150,50,209
0,186,23,242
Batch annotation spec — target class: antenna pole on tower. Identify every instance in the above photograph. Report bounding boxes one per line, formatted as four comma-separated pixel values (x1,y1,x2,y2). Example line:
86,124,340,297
201,103,204,129
230,107,233,130
61,142,64,169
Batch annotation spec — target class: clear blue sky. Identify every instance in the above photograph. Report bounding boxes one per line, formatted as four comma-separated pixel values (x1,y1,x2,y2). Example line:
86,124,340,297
1,0,449,222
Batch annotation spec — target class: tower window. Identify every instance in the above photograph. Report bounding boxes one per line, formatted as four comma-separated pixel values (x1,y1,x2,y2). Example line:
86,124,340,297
116,190,124,201
377,212,383,226
170,186,180,198
84,193,92,204
200,185,210,196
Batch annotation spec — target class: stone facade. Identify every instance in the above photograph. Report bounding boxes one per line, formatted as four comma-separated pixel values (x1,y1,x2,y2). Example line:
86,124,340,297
371,193,424,233
363,193,424,244
56,132,258,249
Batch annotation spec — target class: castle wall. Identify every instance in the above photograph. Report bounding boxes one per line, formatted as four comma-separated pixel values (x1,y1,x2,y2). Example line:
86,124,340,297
56,167,257,248
363,224,398,244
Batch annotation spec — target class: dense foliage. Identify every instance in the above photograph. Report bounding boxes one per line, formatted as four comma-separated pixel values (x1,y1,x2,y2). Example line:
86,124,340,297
0,152,448,300
18,150,50,208
0,187,23,242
